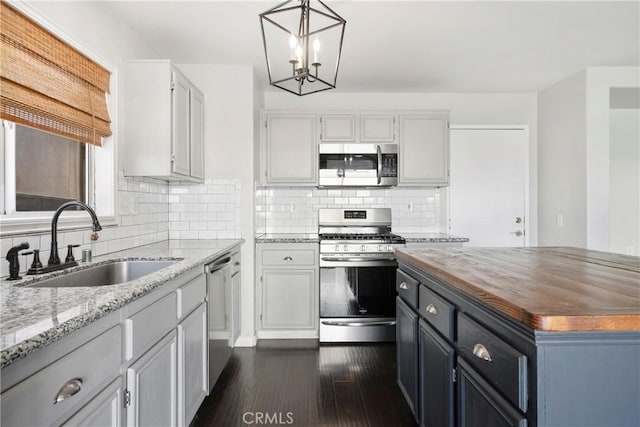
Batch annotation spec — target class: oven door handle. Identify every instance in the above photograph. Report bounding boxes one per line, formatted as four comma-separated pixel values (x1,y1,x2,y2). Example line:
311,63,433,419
321,320,397,327
376,144,382,184
320,257,396,263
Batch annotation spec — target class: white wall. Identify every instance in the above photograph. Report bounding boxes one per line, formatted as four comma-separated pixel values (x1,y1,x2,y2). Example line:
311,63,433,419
176,65,259,345
610,108,640,255
537,70,588,247
537,67,640,251
585,67,640,250
265,91,539,244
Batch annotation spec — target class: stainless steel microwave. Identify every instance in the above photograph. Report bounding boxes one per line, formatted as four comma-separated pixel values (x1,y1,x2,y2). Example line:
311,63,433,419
318,143,398,187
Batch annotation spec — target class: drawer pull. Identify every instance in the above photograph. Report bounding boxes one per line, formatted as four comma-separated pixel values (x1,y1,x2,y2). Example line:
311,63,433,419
425,304,438,315
53,378,83,404
283,256,293,261
399,282,409,290
473,344,492,362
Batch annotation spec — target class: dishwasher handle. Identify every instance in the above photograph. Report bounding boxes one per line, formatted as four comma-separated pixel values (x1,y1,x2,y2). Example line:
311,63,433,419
205,257,232,273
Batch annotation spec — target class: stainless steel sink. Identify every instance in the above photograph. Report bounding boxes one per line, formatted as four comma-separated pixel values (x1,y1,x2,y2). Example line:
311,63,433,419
24,260,178,288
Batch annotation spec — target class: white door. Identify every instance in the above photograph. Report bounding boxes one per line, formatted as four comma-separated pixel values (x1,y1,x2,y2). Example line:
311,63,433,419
448,128,528,247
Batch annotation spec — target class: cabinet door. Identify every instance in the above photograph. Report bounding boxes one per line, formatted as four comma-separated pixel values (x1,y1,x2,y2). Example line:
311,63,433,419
320,114,356,142
396,297,419,420
419,320,455,427
62,379,121,427
172,70,191,176
457,359,527,427
178,302,208,427
261,269,316,330
264,113,317,184
398,113,449,185
360,114,396,142
189,88,205,180
126,330,178,427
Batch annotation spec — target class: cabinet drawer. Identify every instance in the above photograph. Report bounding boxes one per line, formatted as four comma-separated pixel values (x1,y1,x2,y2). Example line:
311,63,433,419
457,313,527,412
177,274,206,318
261,249,317,267
1,326,121,427
125,292,177,361
396,269,419,310
419,285,455,341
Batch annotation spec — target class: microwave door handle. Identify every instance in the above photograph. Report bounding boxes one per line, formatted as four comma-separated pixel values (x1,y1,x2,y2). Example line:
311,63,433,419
376,145,382,184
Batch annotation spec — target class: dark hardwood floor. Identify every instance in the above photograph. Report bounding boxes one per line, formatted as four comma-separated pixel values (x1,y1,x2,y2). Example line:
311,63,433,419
192,340,417,427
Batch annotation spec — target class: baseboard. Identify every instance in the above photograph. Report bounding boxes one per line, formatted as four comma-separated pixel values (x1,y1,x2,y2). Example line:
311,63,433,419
234,335,257,347
257,330,319,339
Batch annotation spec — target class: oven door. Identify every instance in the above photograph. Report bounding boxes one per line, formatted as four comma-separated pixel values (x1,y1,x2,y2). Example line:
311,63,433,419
319,256,397,342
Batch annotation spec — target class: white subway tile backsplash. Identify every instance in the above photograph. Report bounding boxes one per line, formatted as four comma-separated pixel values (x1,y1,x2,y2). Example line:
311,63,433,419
255,186,443,234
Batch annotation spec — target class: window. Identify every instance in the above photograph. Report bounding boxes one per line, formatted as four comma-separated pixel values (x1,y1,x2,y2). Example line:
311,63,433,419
0,2,116,236
13,123,87,212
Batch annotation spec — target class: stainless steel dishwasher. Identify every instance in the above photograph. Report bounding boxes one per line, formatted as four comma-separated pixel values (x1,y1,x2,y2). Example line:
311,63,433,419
205,248,241,392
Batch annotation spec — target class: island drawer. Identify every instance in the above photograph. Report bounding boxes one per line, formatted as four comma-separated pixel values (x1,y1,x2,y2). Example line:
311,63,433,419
457,313,528,412
177,273,206,318
0,326,121,427
261,248,317,266
397,269,419,310
419,285,456,341
125,291,177,361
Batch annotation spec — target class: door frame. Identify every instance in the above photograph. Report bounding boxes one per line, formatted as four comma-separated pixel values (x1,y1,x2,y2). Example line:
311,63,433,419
446,125,531,247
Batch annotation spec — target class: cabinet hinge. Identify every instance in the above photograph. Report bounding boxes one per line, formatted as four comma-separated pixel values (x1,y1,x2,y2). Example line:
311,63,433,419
171,81,175,91
452,368,457,383
265,120,268,128
124,389,131,407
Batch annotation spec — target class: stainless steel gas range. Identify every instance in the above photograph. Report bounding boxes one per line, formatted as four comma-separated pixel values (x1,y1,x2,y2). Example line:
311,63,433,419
319,208,405,342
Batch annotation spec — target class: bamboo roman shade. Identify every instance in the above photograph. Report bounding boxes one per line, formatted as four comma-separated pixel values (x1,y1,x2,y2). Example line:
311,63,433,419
0,1,111,146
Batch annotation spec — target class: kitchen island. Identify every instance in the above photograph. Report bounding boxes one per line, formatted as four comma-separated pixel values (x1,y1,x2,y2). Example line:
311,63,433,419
395,247,639,427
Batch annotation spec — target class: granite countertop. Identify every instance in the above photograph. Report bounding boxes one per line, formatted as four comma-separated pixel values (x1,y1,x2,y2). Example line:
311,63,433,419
396,246,640,332
0,239,243,368
255,233,319,243
401,233,469,243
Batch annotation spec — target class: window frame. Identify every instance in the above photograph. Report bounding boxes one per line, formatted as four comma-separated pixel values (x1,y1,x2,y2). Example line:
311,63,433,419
0,1,117,237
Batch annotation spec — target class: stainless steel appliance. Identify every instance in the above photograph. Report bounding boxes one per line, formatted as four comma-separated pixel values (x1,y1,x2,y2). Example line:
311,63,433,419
205,248,241,392
318,143,398,187
319,208,405,342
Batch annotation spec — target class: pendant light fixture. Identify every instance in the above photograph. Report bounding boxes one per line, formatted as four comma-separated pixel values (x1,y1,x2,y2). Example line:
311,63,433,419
259,0,346,96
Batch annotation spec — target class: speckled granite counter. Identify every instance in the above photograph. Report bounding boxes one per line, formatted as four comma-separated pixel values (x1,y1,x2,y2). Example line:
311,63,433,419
255,233,319,243
402,233,469,243
0,239,243,368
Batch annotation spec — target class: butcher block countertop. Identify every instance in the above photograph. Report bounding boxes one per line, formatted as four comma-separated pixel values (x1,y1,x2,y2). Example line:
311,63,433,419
395,246,640,332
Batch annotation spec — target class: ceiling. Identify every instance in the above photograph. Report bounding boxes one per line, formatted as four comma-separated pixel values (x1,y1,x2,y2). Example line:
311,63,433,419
106,1,640,93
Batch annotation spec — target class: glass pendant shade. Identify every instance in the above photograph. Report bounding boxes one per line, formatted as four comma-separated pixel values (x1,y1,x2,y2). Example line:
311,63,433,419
260,0,346,96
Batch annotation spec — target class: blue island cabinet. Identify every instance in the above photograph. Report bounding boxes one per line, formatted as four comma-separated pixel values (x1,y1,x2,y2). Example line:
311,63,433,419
397,257,640,427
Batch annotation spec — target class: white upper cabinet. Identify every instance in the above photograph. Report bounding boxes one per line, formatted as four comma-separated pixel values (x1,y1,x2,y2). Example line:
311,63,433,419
320,114,356,142
360,114,396,142
398,113,449,186
262,112,317,185
123,60,204,182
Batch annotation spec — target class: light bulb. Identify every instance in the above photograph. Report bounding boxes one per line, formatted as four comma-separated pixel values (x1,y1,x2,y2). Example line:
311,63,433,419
295,45,303,68
313,39,320,64
289,33,297,49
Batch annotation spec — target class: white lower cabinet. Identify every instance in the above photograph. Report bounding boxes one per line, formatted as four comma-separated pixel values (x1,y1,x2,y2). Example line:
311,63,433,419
126,331,178,427
257,243,319,338
178,302,208,426
62,379,122,427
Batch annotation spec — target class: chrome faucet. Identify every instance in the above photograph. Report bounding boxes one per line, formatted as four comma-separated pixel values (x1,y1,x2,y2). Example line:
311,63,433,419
48,201,102,266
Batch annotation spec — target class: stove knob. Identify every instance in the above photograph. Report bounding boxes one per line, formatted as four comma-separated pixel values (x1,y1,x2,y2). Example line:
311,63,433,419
361,244,366,252
387,245,393,252
335,244,340,252
343,244,348,252
378,245,383,252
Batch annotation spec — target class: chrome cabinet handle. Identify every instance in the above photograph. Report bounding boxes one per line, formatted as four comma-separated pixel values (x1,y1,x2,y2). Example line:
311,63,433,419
399,282,408,290
425,304,438,315
510,230,523,237
472,344,492,362
53,378,83,404
283,256,293,261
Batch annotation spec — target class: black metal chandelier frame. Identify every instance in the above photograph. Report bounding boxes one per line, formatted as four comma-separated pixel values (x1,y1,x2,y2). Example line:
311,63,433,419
259,0,346,96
